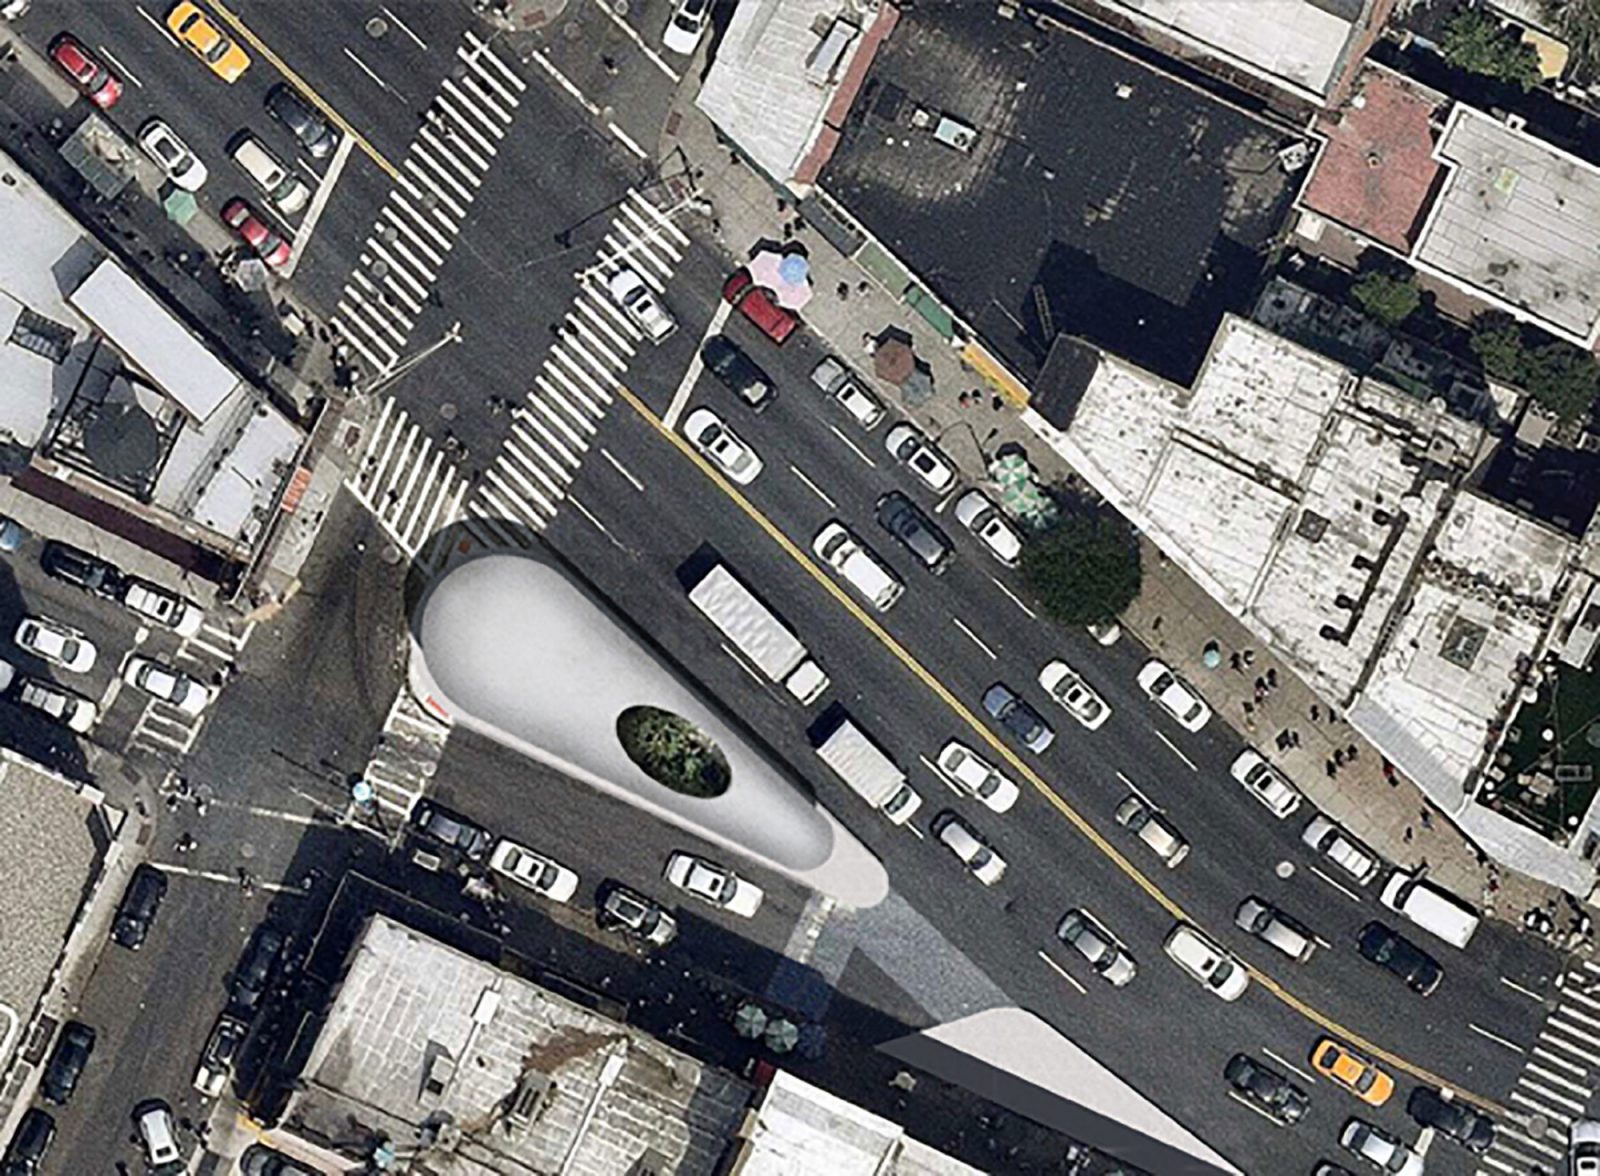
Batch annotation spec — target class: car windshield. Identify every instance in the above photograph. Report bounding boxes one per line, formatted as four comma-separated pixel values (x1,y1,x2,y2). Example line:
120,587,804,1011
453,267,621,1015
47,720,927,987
1208,958,1235,987
974,773,1000,798
1355,1068,1375,1092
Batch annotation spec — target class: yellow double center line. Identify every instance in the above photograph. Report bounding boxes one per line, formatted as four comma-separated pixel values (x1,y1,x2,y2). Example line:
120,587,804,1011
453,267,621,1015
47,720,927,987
616,384,1506,1115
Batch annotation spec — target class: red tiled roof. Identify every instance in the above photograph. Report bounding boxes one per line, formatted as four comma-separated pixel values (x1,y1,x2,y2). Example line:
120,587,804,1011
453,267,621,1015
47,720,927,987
1301,68,1444,253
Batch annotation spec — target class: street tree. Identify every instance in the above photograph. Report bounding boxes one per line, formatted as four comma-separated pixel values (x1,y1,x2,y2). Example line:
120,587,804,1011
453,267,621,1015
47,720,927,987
1021,513,1142,626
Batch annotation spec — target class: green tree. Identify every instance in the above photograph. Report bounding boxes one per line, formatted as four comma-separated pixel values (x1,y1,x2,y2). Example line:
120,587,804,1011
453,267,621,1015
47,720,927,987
1469,316,1528,383
1350,271,1421,327
617,706,731,798
1442,7,1543,89
1543,0,1600,85
1021,513,1141,626
1469,314,1600,421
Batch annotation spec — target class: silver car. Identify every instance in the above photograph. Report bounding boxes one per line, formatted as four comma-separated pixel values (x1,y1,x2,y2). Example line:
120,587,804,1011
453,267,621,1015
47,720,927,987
1114,795,1189,868
1056,909,1136,986
1234,896,1316,962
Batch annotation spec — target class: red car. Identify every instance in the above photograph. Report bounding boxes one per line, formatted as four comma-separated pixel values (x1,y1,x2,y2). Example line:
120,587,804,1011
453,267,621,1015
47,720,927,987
221,199,292,269
723,269,799,345
50,35,123,110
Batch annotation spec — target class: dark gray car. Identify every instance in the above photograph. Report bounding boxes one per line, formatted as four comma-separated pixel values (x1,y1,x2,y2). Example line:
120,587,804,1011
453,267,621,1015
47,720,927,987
265,83,338,158
982,682,1055,752
875,491,952,573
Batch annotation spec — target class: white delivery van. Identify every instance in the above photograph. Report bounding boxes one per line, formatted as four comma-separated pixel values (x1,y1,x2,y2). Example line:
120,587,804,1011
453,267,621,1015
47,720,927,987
815,716,921,824
687,563,829,705
812,522,903,611
1380,870,1480,949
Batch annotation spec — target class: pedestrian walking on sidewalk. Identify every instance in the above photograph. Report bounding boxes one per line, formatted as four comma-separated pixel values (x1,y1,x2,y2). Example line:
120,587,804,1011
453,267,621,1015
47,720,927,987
1419,809,1433,830
1230,651,1243,673
1403,827,1413,844
1266,667,1278,689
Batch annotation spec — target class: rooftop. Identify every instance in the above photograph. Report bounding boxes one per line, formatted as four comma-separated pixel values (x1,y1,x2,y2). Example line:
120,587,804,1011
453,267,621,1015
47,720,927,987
820,2,1301,385
0,751,107,1076
1091,0,1369,103
284,915,753,1176
1414,104,1600,346
1043,316,1575,831
1300,65,1445,252
695,0,896,188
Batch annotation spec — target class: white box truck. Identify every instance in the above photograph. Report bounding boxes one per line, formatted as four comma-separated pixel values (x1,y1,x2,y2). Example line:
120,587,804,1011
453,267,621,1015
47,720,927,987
689,564,829,705
816,717,922,824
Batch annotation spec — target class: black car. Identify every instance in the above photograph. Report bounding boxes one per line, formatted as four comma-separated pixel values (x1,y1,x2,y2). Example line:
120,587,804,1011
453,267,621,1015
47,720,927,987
410,801,492,861
265,83,338,158
0,1108,54,1175
1357,921,1442,996
981,682,1056,753
111,864,168,950
39,1021,94,1106
1406,1086,1495,1151
240,1143,321,1176
1223,1053,1308,1124
40,541,123,599
228,926,287,1016
875,491,953,573
701,336,775,411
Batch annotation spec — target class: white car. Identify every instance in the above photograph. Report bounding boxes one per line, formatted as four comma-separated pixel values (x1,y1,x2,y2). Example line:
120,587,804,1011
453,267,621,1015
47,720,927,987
490,839,579,902
1234,896,1316,962
123,657,211,716
682,407,762,484
1038,660,1110,731
1230,748,1303,818
14,616,96,672
811,356,886,430
953,489,1022,565
16,677,96,732
662,0,711,55
607,268,676,343
1340,1119,1423,1176
1302,815,1381,885
1056,909,1136,986
192,1015,247,1098
934,813,1006,885
663,852,763,917
1571,1118,1600,1176
134,1099,181,1167
122,578,204,636
1086,621,1121,646
1114,795,1189,868
884,423,957,492
934,740,1019,813
1163,923,1249,1001
1136,659,1211,732
137,118,207,190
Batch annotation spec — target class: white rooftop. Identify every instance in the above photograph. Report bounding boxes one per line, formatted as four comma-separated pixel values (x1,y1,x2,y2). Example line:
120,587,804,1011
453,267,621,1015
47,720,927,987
1044,315,1574,818
287,915,753,1176
733,1070,982,1176
1414,104,1600,346
695,0,869,185
69,257,241,424
1098,0,1361,102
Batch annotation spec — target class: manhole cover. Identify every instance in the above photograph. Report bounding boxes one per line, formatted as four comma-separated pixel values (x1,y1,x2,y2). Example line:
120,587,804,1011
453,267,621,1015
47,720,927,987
370,259,389,280
240,843,256,860
1275,861,1295,879
382,544,402,565
612,0,629,14
563,20,584,40
1526,1112,1550,1138
440,402,458,421
365,16,388,37
378,223,398,243
420,191,439,210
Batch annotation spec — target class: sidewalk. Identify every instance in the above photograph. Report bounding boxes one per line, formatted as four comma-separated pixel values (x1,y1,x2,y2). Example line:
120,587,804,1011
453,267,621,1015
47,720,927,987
655,49,1575,933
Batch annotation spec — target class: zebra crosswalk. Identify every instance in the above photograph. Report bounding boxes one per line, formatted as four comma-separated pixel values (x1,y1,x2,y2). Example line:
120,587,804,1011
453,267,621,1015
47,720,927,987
331,30,527,376
1481,960,1600,1174
125,618,255,761
346,187,690,564
355,682,450,827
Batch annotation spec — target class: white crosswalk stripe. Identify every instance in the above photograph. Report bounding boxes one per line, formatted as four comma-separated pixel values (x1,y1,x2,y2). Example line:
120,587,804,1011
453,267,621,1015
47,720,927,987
355,687,451,823
1483,968,1600,1174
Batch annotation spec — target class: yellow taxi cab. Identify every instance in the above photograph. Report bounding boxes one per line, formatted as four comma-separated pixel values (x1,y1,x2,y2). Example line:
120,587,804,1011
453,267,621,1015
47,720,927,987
1311,1037,1395,1106
166,2,249,82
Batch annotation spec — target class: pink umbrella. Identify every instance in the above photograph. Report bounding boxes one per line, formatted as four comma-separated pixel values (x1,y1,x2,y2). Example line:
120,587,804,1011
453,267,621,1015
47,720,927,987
747,249,813,310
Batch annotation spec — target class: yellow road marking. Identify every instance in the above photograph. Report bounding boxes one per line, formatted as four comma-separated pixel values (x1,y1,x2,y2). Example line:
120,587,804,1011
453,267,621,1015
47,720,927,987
210,1,398,180
615,382,1505,1114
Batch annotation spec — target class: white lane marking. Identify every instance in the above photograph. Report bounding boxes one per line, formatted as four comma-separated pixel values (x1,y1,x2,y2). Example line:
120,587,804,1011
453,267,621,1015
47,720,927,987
521,46,599,116
136,5,179,44
1413,1127,1436,1157
1500,975,1547,1002
904,821,925,841
1510,1088,1573,1124
284,133,357,278
343,46,408,101
789,464,837,509
989,575,1037,618
382,4,427,48
98,47,142,87
1477,1152,1519,1174
1114,770,1157,809
1520,1076,1588,1112
1467,1023,1526,1054
826,423,877,468
1035,950,1086,994
951,617,997,660
1260,1047,1316,1084
1154,729,1197,771
1549,1015,1600,1050
1532,1043,1588,1077
153,863,299,893
920,755,964,798
609,122,648,160
1307,865,1363,903
1525,1062,1592,1097
569,496,621,545
1224,1090,1283,1126
1313,934,1333,950
719,641,766,688
665,300,731,428
584,0,681,81
599,447,643,491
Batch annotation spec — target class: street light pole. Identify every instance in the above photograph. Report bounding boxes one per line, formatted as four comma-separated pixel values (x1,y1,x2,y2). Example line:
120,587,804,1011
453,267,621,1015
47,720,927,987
360,320,464,397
